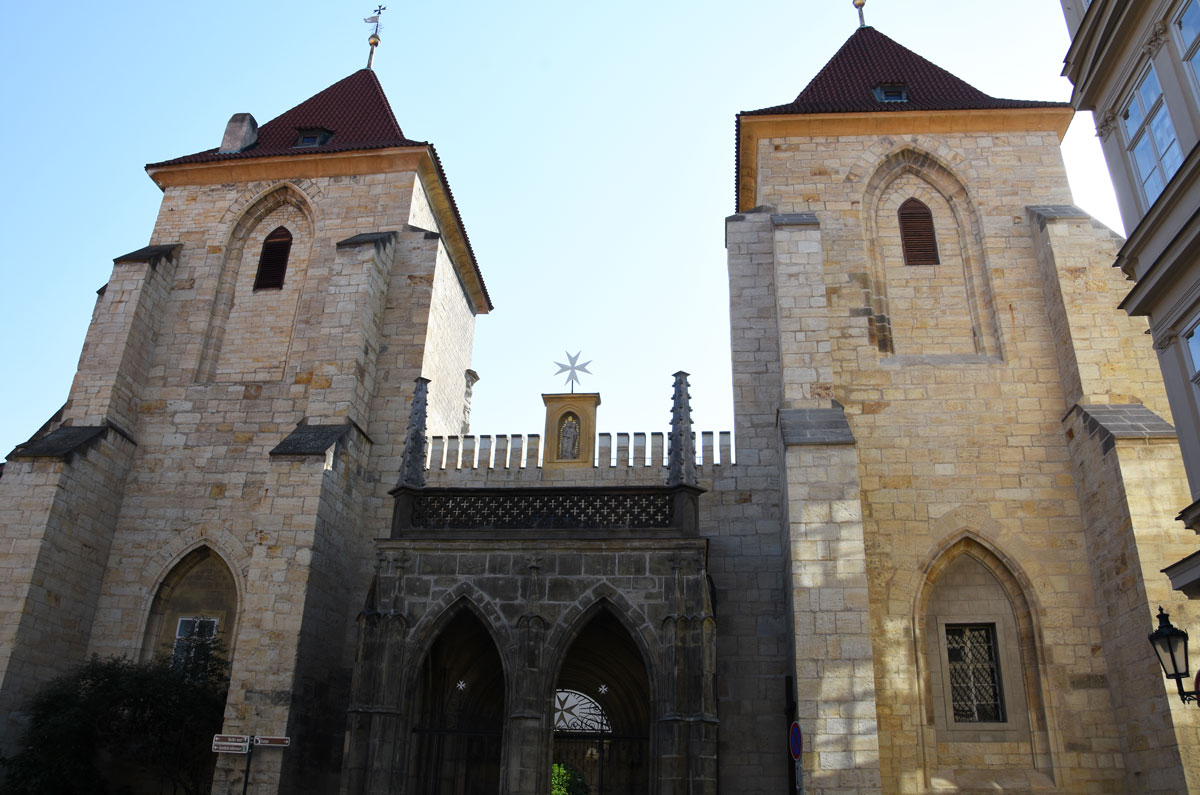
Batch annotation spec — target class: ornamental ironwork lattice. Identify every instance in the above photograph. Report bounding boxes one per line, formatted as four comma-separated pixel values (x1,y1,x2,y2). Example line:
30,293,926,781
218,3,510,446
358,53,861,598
946,624,1006,723
410,492,673,530
553,689,612,733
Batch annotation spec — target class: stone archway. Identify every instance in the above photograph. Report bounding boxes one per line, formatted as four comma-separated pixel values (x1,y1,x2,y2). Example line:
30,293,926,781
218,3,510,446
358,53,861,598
409,609,505,795
552,610,651,795
141,545,237,664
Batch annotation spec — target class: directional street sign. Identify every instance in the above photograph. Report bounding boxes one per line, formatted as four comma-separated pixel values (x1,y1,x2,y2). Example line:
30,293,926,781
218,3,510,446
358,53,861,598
254,735,291,747
212,734,250,754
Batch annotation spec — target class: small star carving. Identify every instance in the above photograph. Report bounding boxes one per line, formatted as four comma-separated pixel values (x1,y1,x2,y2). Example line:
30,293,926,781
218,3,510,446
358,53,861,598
597,684,608,695
456,680,466,691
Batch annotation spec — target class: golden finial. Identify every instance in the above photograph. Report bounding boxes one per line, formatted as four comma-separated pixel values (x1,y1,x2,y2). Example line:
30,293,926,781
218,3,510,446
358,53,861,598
364,5,386,69
853,0,866,28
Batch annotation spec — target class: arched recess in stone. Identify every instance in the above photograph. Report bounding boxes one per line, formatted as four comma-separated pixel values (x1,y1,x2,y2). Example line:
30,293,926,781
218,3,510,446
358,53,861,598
549,601,655,795
860,148,1000,358
140,545,238,668
197,181,316,383
406,605,506,795
912,534,1057,790
544,587,661,693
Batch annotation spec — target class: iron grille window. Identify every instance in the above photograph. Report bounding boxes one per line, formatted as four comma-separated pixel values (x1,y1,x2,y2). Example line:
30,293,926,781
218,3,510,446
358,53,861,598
945,623,1005,722
898,198,939,266
253,226,292,289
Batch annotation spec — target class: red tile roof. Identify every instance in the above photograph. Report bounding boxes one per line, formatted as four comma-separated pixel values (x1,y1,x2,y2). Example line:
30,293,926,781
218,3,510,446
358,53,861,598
148,69,423,166
741,26,1070,117
147,69,492,310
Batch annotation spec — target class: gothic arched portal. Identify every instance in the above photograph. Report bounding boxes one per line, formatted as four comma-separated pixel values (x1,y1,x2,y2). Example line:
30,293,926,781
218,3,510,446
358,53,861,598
409,609,505,794
552,610,651,795
141,545,238,665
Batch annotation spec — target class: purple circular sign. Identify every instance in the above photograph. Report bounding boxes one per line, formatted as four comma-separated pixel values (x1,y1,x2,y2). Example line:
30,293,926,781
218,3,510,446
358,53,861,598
788,721,802,760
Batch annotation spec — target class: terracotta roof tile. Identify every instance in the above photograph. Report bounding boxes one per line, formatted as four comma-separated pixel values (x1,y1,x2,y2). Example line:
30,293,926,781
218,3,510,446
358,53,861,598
146,69,492,310
741,26,1070,117
148,69,423,166
733,26,1071,211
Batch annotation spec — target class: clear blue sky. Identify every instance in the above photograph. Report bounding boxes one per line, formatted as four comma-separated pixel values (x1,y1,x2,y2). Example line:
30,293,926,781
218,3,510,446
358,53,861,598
0,0,1120,458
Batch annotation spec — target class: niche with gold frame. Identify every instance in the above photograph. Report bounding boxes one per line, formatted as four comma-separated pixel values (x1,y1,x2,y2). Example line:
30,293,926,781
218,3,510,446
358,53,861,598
542,393,600,468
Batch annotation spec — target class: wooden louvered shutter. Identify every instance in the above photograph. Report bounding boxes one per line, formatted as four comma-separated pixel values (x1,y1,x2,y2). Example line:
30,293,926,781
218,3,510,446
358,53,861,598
898,198,939,266
253,227,293,289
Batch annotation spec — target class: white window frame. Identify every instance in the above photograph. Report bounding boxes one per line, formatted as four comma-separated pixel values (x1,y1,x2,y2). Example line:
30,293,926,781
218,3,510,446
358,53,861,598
172,616,218,663
1121,62,1184,207
1178,0,1200,92
1183,315,1200,389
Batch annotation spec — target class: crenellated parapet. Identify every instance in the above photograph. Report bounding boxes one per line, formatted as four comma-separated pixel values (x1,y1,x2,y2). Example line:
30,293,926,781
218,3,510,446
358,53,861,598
420,430,732,486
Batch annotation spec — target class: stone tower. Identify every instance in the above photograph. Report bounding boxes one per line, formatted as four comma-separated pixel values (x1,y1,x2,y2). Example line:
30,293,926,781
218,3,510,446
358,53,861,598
729,24,1200,793
0,68,490,793
4,20,1200,795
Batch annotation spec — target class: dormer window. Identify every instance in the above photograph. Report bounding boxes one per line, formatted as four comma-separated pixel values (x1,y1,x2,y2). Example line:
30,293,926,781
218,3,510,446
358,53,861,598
293,128,332,148
873,83,908,103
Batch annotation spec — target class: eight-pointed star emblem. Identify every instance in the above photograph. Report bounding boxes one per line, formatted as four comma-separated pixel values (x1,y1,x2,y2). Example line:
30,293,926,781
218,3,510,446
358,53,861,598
554,351,592,392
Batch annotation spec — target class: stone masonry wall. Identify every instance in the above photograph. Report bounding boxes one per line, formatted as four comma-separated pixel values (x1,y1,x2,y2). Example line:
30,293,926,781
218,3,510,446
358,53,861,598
352,537,713,794
0,432,135,755
420,418,789,793
746,124,1187,792
1032,209,1170,415
1065,415,1200,793
215,202,313,383
62,169,478,795
64,249,177,431
723,208,803,793
753,212,884,793
422,240,476,436
876,172,974,356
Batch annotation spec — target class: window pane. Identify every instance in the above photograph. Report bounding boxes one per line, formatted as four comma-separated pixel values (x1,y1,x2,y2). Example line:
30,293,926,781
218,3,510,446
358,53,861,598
1144,168,1166,203
1124,96,1145,138
1187,328,1200,374
1163,140,1184,181
1132,133,1159,179
1150,107,1179,158
1182,1,1200,51
1139,66,1163,111
1190,51,1200,86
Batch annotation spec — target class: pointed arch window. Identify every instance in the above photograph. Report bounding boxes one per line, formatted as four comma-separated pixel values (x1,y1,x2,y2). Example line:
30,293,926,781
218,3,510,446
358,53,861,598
898,198,939,266
253,226,292,290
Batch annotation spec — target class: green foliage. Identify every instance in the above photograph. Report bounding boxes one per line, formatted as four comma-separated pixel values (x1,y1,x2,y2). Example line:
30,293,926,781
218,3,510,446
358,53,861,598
1,635,229,795
551,761,588,795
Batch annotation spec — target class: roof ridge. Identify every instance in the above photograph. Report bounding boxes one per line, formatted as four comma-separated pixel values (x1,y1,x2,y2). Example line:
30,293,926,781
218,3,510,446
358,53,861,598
741,25,1070,117
147,68,425,168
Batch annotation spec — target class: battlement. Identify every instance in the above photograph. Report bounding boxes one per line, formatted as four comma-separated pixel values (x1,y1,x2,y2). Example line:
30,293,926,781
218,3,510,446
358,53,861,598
425,430,732,480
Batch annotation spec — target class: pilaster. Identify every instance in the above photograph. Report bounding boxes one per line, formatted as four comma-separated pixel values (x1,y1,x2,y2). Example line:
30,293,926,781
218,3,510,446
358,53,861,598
780,407,882,794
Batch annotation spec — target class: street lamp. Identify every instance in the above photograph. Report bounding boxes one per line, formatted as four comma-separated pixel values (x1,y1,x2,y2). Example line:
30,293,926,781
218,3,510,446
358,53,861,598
1148,606,1199,704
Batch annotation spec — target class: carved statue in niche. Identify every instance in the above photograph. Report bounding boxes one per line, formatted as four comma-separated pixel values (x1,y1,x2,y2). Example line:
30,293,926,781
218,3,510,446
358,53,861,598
558,413,580,459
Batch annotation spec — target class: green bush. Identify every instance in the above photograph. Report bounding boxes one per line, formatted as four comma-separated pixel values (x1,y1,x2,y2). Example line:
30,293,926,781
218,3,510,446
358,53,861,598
1,636,228,795
551,761,588,795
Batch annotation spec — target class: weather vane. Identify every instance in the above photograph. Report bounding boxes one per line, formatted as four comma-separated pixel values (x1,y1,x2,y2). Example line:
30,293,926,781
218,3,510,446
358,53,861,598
364,5,386,69
554,351,592,394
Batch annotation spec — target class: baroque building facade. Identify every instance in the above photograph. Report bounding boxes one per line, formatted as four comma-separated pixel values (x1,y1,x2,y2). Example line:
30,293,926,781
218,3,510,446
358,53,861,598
2,20,1199,795
1060,0,1200,593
